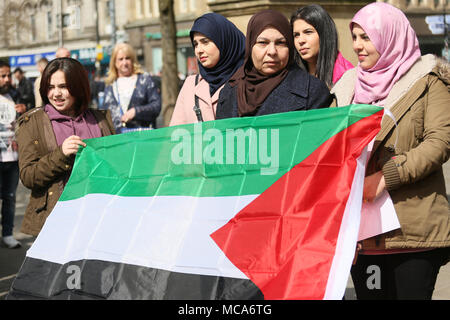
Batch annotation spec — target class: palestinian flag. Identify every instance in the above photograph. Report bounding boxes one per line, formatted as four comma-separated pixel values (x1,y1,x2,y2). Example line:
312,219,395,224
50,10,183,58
8,104,382,300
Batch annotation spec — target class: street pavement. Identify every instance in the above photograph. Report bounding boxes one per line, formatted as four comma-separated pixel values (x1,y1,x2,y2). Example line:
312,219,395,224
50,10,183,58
1,163,450,300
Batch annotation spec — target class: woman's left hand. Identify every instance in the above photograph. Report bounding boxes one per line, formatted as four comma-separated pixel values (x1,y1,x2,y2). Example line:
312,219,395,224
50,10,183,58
363,171,386,203
121,108,136,123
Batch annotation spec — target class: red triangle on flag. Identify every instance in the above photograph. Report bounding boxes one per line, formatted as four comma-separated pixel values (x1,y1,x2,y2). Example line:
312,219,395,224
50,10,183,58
211,110,382,299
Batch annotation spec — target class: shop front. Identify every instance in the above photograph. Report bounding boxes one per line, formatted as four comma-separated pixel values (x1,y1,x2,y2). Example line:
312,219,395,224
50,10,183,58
9,52,56,82
145,29,197,78
70,45,112,79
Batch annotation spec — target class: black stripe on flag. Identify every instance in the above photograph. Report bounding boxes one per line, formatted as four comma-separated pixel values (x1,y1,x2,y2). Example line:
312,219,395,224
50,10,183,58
7,258,263,300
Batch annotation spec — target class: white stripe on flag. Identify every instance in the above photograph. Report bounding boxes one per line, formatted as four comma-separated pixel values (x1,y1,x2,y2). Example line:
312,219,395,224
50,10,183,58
27,194,259,279
323,148,368,299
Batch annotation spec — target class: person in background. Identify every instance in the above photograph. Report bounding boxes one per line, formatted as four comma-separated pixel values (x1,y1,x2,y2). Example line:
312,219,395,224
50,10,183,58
90,73,106,109
0,61,27,248
216,9,332,120
290,4,353,88
34,57,48,108
13,67,35,111
16,58,115,236
55,47,71,59
170,12,245,126
331,2,450,300
103,43,161,133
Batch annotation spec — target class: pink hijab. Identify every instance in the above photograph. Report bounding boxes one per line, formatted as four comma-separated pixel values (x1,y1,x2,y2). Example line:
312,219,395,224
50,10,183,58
351,2,421,106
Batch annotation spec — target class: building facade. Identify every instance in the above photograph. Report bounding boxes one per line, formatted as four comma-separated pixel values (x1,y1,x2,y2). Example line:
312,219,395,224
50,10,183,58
207,0,449,65
1,0,448,81
385,0,449,59
125,0,209,76
0,0,129,79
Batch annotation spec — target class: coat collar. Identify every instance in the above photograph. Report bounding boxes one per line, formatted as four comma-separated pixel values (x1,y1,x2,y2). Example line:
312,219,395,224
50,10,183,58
332,55,438,157
384,54,436,109
194,74,223,104
285,66,309,98
375,55,436,147
331,54,437,109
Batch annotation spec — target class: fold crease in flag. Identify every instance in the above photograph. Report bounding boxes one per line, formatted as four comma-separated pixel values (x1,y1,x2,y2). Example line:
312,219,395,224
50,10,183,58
8,104,382,300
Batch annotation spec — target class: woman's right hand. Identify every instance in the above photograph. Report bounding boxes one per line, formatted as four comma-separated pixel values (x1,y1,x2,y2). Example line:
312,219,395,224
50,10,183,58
362,171,386,203
62,135,86,156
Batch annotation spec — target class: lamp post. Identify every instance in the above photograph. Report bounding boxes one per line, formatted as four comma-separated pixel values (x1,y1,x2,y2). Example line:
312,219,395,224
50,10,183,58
94,0,101,76
108,0,116,47
58,0,63,47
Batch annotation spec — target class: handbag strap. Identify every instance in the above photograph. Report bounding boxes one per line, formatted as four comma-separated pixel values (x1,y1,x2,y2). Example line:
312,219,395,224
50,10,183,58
193,74,204,122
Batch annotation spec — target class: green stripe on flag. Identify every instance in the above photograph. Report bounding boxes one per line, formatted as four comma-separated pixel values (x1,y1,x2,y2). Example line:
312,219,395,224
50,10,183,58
60,104,382,201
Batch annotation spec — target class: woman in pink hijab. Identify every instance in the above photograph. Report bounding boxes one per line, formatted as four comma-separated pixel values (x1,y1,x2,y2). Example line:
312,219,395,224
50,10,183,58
332,2,450,300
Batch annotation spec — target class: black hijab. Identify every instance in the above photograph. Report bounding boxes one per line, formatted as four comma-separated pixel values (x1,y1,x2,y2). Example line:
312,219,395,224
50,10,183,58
190,13,245,96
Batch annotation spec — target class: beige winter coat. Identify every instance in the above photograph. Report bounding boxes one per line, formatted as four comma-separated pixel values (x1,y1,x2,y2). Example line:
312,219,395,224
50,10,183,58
331,54,450,250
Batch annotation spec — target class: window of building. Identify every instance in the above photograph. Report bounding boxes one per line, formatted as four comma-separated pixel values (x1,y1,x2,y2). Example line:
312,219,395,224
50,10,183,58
105,0,111,19
180,0,188,13
7,5,20,44
144,0,152,17
144,0,160,17
47,11,53,40
62,5,80,30
152,47,162,75
30,14,37,41
190,0,196,11
153,0,160,17
15,21,20,44
136,0,144,18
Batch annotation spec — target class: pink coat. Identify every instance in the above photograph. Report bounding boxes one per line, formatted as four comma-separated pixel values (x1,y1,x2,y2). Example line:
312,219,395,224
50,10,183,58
332,52,353,84
169,74,223,126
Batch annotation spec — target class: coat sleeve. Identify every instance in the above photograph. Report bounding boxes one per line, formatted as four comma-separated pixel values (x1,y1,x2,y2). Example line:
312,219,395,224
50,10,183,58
133,74,162,122
17,117,73,190
22,80,35,110
169,75,198,126
92,109,116,136
102,84,122,130
382,75,450,190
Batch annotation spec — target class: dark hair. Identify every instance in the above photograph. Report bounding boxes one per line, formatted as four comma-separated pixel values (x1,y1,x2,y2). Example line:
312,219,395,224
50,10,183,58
13,67,24,74
290,4,338,87
0,60,10,69
40,58,91,115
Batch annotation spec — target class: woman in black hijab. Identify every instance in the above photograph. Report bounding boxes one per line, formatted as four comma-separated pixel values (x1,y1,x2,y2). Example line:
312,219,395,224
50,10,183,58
170,13,245,126
216,9,332,119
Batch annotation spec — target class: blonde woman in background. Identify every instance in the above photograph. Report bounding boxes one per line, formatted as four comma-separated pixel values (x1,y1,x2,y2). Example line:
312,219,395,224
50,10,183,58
103,43,161,133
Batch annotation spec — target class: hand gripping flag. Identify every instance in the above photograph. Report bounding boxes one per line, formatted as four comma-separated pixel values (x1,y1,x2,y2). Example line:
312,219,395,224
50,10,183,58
8,105,382,300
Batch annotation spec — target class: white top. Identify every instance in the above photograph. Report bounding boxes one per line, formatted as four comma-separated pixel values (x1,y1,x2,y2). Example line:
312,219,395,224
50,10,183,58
114,75,138,114
0,94,18,162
